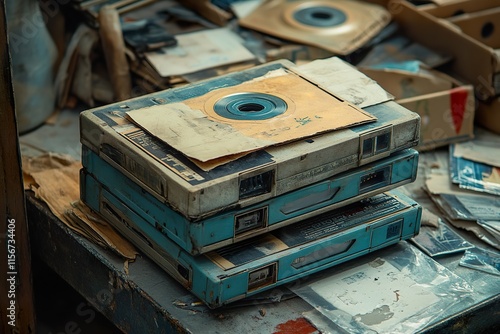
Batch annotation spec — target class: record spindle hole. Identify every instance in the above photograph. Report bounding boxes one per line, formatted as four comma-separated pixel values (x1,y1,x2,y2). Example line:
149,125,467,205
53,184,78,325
238,103,265,113
213,92,287,120
293,6,346,27
311,11,332,21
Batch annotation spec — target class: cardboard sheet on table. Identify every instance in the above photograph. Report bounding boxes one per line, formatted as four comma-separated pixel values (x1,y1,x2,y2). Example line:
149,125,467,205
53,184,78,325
144,28,255,77
126,71,375,165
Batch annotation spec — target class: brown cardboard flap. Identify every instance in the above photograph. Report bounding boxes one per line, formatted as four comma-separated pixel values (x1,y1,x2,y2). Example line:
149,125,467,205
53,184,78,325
359,66,453,99
447,7,500,48
366,0,500,100
476,97,500,135
23,153,138,261
423,0,500,18
359,64,474,150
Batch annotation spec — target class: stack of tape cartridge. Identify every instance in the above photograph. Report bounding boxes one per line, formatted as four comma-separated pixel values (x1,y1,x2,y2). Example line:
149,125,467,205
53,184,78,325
79,56,422,308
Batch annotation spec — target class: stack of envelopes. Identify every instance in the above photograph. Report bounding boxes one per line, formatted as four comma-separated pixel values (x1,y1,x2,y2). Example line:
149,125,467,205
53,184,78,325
79,56,422,308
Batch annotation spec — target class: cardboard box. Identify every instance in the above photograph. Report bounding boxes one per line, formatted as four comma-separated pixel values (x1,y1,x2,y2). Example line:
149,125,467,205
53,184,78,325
360,65,475,150
476,97,500,135
365,0,500,101
421,0,500,17
400,86,475,150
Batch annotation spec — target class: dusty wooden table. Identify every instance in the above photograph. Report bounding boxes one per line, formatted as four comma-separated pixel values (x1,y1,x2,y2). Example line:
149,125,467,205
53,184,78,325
22,109,500,333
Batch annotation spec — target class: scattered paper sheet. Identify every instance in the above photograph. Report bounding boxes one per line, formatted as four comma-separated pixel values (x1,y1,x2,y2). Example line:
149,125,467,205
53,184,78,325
453,128,500,168
460,247,500,276
424,173,500,222
23,153,138,261
411,219,474,257
424,173,500,250
447,219,500,251
424,173,497,204
476,220,500,244
293,57,393,108
145,28,255,77
450,144,500,196
456,195,500,221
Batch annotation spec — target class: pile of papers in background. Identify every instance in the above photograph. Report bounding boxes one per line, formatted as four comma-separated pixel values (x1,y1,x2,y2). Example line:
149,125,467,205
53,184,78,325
424,128,500,251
